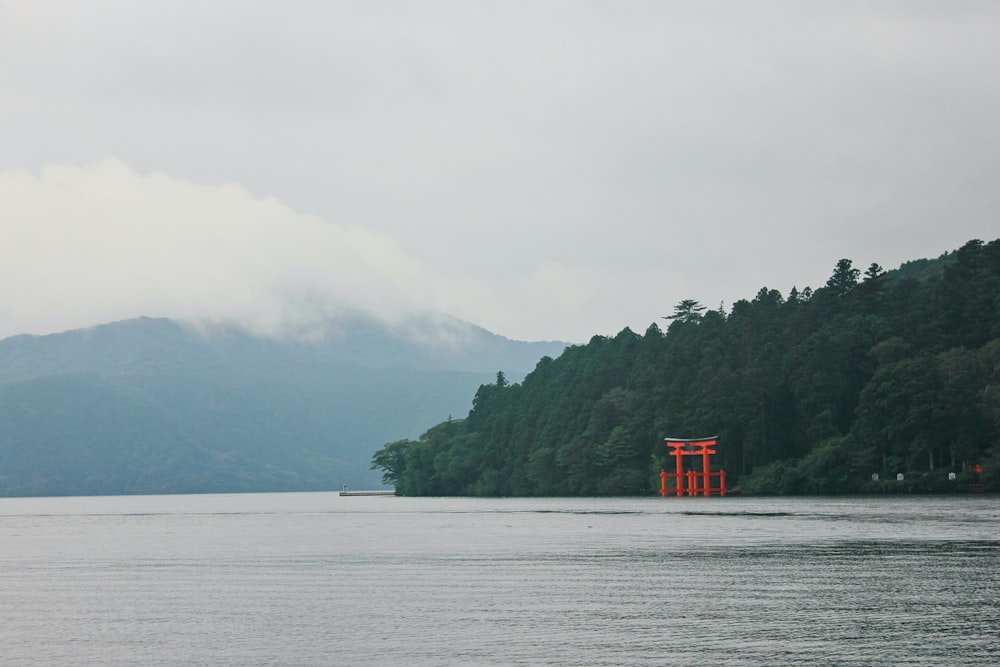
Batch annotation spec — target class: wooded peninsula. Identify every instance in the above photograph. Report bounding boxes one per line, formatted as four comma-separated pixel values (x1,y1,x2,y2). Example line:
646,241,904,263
373,239,1000,496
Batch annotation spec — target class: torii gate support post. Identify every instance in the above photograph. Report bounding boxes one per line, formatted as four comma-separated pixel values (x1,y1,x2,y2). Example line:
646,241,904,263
702,447,711,495
675,443,685,496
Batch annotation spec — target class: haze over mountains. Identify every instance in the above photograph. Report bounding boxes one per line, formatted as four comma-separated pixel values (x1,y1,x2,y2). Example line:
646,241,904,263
0,313,567,497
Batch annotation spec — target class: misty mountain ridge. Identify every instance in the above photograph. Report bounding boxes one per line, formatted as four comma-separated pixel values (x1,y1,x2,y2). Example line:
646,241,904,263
0,311,567,379
0,313,568,497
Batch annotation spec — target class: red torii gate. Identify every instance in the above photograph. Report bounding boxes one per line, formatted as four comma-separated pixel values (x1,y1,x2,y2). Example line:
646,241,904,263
660,437,726,497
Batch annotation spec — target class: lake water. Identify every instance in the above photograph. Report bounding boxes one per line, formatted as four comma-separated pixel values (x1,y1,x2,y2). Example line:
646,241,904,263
1,493,998,666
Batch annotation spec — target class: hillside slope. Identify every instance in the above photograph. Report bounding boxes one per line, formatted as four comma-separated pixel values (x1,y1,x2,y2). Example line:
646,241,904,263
373,239,1000,496
0,314,566,496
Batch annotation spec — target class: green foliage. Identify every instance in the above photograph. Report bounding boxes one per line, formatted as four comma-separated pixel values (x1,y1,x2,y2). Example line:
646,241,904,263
664,299,706,324
373,240,1000,496
739,461,791,495
825,258,861,296
370,439,412,488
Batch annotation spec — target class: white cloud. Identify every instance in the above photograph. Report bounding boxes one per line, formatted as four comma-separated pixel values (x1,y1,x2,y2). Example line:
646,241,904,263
0,159,438,339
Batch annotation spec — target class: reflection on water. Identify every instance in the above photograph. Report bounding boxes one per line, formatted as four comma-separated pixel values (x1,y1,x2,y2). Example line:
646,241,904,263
1,494,998,666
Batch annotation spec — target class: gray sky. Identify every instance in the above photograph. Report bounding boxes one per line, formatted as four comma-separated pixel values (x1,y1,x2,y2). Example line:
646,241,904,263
1,1,998,343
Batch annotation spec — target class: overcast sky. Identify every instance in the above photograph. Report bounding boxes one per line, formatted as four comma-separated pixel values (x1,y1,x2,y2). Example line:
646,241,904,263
1,1,998,343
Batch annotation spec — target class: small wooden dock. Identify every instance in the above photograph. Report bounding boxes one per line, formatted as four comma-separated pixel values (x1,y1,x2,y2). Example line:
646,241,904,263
339,490,396,497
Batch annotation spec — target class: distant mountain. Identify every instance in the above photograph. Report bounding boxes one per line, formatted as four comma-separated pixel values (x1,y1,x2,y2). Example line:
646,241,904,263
0,314,567,497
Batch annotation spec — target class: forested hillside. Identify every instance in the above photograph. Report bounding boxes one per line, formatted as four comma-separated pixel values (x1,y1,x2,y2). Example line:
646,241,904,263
373,239,1000,495
0,314,566,496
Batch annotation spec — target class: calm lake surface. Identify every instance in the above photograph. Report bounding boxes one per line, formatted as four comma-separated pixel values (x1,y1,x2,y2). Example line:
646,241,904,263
1,493,998,666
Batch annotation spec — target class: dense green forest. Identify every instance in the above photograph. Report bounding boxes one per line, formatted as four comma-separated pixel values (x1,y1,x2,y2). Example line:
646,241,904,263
373,239,1000,495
